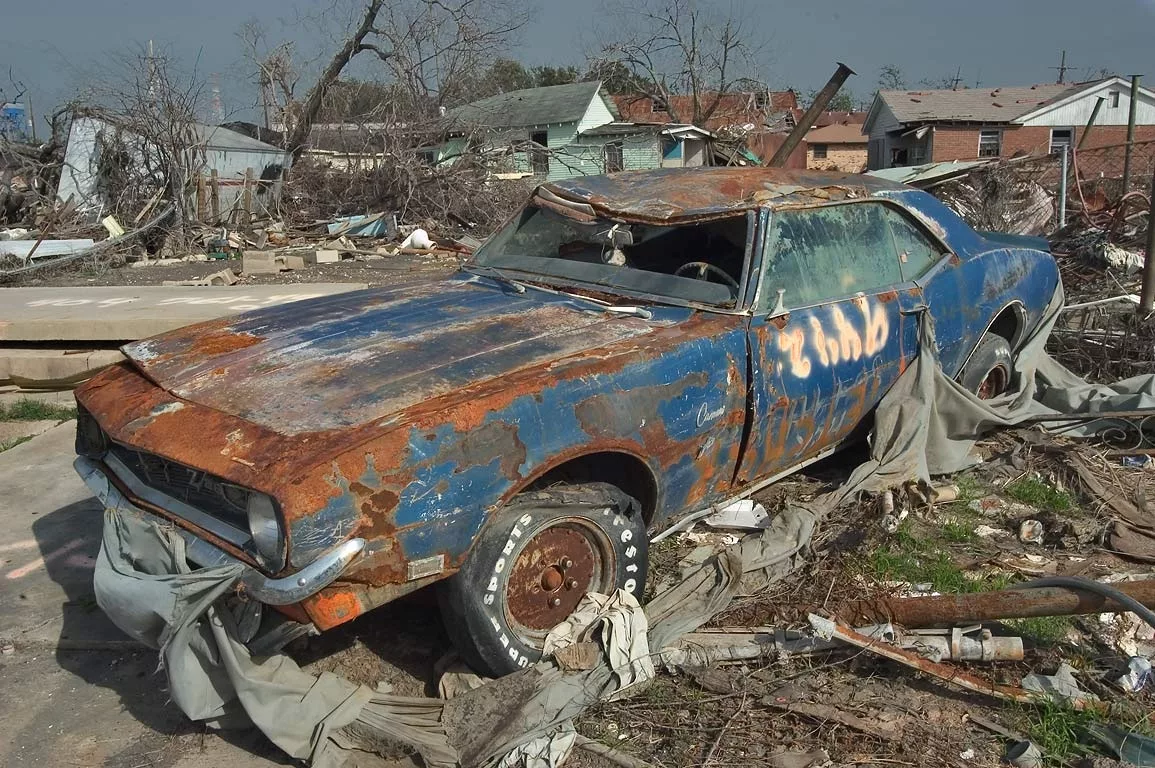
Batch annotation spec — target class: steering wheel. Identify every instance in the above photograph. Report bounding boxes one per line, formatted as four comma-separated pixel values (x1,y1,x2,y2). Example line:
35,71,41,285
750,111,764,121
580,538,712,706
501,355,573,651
674,261,740,292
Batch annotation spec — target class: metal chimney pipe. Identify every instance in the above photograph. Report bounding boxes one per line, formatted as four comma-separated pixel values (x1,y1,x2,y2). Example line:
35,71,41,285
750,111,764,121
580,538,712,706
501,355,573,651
767,62,856,168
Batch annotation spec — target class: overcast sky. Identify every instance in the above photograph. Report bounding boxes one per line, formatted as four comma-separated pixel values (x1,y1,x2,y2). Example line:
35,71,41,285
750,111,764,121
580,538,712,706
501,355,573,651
3,0,1152,128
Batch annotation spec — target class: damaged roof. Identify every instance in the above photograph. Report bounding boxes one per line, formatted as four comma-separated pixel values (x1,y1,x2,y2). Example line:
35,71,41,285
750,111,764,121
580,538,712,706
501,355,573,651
875,82,1084,124
448,81,619,129
543,167,904,222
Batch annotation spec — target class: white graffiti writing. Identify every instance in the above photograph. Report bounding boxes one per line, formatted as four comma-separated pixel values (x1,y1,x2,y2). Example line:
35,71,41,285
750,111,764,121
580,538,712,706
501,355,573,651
778,295,890,378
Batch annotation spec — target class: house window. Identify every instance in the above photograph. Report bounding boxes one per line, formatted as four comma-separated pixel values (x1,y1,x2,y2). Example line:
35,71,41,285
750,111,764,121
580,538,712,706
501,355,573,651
1110,91,1120,108
978,129,1002,158
1050,128,1073,155
604,142,624,173
812,143,828,159
754,91,769,109
650,100,663,113
908,143,927,164
530,130,549,175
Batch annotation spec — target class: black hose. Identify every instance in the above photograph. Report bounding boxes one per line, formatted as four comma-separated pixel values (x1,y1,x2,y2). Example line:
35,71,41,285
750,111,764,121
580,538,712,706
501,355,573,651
1018,575,1155,633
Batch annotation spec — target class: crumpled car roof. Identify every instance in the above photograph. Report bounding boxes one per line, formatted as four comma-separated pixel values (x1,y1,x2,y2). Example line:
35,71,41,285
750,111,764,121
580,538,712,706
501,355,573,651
543,167,906,224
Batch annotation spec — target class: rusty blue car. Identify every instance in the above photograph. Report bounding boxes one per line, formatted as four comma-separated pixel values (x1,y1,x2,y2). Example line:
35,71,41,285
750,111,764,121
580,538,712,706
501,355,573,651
73,167,1058,675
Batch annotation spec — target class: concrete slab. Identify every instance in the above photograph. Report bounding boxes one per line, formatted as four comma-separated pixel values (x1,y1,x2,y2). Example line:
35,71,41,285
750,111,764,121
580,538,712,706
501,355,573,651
0,348,126,386
0,284,369,342
0,419,63,448
0,422,128,650
0,650,286,767
0,388,77,407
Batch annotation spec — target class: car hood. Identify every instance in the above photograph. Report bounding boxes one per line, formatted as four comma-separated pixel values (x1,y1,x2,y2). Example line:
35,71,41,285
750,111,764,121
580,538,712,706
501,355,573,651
123,274,655,435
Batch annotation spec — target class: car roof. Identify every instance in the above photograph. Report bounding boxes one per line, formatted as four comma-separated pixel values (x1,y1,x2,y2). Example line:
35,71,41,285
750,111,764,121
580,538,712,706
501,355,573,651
542,167,908,224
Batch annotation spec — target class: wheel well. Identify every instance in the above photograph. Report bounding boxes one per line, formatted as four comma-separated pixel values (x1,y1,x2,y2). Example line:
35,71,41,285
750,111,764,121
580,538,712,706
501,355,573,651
527,452,658,524
988,304,1022,347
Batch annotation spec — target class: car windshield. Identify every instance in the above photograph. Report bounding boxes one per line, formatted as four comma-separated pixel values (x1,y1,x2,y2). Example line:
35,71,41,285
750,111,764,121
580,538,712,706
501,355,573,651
471,203,748,306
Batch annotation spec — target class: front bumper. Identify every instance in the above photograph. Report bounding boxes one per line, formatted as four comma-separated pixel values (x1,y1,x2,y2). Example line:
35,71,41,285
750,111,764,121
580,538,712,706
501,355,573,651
75,456,366,605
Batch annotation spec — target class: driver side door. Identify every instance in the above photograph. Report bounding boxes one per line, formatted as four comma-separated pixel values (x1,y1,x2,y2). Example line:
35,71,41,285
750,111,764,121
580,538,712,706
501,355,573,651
737,202,915,485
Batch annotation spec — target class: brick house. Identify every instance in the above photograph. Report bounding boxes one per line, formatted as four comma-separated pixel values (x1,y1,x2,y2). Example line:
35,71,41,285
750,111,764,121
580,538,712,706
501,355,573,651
863,77,1155,170
805,116,868,172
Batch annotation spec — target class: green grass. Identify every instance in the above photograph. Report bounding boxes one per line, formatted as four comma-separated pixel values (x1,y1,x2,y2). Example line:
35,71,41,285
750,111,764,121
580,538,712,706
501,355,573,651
0,399,76,422
1005,476,1073,514
1015,699,1155,766
1006,615,1074,646
0,435,34,452
866,520,1010,594
1018,700,1102,765
941,518,979,543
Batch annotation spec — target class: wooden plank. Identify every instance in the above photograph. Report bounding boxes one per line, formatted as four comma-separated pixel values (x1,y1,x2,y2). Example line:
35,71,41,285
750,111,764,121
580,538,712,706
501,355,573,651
209,169,220,223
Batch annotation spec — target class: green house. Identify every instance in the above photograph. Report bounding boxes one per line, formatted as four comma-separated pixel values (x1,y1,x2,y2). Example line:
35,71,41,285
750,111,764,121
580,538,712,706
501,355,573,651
445,81,713,181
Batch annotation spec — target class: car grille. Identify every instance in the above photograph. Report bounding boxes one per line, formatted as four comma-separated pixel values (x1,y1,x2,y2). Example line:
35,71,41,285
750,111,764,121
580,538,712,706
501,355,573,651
109,443,251,532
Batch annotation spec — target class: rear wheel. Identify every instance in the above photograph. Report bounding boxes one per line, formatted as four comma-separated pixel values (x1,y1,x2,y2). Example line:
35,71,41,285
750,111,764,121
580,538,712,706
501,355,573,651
960,333,1013,399
438,482,648,677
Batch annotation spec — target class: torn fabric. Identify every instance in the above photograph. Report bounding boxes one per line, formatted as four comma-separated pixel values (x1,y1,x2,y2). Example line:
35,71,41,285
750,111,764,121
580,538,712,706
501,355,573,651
94,505,458,768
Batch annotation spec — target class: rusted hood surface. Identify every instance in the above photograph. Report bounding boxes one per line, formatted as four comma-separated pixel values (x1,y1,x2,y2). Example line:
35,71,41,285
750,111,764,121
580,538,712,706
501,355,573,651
122,274,655,436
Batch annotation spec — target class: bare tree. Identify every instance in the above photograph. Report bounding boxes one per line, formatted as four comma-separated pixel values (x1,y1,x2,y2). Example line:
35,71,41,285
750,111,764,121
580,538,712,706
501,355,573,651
238,20,301,131
877,65,906,91
591,0,767,126
67,44,207,247
258,0,527,161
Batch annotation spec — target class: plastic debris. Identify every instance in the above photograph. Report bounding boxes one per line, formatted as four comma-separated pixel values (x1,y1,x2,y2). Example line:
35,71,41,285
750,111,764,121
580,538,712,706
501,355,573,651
1116,656,1153,693
1019,519,1044,544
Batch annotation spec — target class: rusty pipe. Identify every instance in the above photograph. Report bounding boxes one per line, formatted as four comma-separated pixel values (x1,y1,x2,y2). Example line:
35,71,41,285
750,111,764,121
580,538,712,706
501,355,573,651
766,62,855,168
1077,96,1105,150
842,579,1155,628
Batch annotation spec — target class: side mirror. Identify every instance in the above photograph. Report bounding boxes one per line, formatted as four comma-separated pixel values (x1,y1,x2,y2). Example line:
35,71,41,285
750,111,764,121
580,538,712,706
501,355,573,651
767,288,788,319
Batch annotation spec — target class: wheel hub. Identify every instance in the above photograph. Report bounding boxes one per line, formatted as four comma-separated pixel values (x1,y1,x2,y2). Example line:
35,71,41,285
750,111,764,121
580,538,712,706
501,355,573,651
506,524,603,632
977,364,1009,400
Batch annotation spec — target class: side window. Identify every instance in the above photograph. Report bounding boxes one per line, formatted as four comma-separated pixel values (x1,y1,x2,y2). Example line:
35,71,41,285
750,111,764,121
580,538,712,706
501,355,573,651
759,203,903,311
883,207,943,281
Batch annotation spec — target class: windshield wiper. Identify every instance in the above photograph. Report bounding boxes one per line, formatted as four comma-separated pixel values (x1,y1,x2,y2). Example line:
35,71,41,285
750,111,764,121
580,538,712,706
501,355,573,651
465,264,527,294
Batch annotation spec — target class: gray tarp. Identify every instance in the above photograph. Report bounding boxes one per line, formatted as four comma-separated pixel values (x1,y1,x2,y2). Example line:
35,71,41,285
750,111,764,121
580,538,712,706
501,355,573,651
92,283,1155,767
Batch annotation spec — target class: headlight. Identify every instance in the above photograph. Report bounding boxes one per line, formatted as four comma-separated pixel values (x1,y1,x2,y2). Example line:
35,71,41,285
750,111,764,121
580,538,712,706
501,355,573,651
247,493,283,567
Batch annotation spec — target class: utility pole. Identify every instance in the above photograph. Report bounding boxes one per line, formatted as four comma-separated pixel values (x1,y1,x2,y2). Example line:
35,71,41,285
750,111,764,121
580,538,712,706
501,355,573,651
950,66,962,91
1051,50,1071,84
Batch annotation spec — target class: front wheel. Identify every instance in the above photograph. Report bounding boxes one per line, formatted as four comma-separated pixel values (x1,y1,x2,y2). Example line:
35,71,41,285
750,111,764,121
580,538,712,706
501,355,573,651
959,332,1013,399
438,482,648,677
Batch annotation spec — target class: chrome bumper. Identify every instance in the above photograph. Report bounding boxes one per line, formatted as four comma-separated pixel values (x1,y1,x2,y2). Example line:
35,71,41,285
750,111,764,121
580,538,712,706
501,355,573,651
75,456,365,605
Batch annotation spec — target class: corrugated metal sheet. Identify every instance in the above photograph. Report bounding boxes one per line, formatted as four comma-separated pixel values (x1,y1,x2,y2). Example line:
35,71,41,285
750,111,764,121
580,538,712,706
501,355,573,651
866,160,990,187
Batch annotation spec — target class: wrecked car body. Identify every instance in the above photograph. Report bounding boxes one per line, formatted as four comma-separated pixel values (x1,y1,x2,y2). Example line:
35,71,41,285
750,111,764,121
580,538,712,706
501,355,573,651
74,167,1059,675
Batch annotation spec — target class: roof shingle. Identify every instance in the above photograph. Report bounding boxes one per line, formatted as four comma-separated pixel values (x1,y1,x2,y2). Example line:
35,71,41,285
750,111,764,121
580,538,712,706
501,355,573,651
878,82,1086,124
449,81,609,128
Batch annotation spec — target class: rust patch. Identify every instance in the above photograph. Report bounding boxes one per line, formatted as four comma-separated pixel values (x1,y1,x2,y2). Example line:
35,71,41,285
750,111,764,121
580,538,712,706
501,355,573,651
187,330,264,356
307,590,361,630
877,289,898,303
771,314,789,330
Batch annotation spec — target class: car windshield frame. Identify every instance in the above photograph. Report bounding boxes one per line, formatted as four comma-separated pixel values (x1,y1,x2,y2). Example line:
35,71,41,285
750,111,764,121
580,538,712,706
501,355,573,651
468,204,756,314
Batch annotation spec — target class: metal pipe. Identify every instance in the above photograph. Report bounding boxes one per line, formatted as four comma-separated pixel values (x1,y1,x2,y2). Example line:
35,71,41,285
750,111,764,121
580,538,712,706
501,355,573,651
766,62,855,168
842,578,1155,627
1077,96,1105,150
1058,148,1069,228
1142,170,1155,313
1122,74,1141,193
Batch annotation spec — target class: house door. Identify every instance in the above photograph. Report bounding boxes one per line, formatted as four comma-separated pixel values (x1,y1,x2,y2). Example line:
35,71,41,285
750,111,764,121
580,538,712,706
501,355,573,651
738,202,914,484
